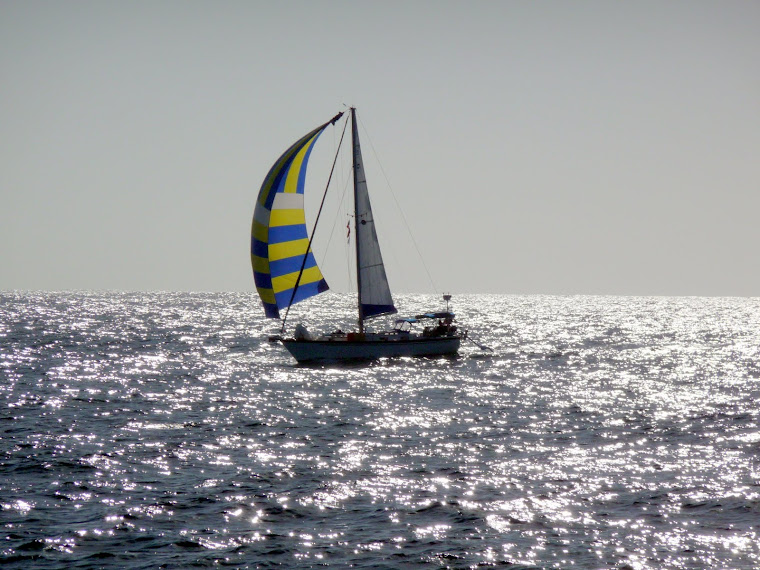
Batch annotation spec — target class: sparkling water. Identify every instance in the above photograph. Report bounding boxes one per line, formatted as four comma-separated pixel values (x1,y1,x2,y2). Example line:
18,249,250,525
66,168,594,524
1,292,759,568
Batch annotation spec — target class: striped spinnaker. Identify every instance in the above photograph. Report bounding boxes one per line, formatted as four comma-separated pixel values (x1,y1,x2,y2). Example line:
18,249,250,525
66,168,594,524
251,115,340,318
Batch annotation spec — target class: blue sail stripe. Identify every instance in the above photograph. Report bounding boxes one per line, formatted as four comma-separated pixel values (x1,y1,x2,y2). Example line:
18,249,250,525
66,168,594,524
268,224,308,244
251,238,269,259
270,252,318,278
296,136,319,194
274,279,328,308
272,169,288,196
262,302,280,319
253,271,273,290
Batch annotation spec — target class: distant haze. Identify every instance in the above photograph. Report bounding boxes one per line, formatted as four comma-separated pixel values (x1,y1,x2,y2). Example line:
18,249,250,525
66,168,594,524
2,1,758,296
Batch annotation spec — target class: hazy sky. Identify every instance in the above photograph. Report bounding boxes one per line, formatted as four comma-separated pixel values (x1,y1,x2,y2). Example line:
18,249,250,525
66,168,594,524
2,1,758,296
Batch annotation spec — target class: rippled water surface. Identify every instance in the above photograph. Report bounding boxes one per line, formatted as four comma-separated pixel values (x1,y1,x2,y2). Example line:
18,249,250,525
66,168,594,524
1,292,759,568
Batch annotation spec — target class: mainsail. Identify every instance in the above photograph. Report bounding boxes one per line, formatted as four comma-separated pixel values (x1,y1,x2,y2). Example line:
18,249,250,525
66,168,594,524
251,114,342,318
351,108,397,323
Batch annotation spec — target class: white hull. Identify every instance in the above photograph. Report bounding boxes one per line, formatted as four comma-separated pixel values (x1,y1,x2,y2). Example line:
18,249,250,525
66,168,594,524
281,335,461,363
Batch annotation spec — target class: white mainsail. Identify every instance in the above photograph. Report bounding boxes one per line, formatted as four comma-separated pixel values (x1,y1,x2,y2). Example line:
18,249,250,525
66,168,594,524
351,108,397,326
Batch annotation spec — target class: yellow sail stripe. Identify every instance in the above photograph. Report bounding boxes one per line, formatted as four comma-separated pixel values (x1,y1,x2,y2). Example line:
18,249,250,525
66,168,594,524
269,238,310,262
271,265,324,295
270,209,306,227
251,254,270,274
252,220,269,243
255,285,276,304
283,133,319,194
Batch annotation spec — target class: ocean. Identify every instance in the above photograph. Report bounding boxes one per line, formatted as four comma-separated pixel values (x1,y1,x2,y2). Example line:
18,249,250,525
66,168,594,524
1,291,758,569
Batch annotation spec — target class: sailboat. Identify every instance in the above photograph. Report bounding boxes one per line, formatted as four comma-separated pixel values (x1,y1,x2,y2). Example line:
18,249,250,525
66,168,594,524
251,108,464,363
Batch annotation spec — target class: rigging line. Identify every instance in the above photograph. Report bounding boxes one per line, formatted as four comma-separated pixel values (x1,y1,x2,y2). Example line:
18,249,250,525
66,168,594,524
356,114,438,294
281,112,350,333
339,115,353,293
323,110,352,292
318,172,352,275
318,124,349,266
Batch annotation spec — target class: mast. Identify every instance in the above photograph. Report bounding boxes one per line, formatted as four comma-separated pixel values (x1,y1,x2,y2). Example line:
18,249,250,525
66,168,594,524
350,107,397,334
351,107,364,333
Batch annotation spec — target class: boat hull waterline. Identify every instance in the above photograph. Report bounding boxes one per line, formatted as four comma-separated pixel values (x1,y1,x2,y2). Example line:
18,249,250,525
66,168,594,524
280,335,461,363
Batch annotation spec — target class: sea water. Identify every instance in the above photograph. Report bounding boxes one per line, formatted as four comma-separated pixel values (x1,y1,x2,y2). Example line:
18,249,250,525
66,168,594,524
1,291,759,569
